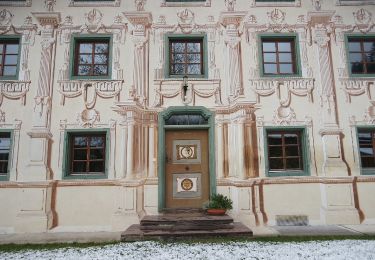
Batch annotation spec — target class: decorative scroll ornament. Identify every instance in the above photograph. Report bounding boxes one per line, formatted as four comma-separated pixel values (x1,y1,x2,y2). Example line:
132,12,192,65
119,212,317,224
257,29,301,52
225,0,236,11
268,8,286,24
273,105,297,126
85,9,103,26
77,108,100,128
0,81,30,106
135,0,146,11
177,9,195,26
0,9,13,26
312,0,322,11
313,24,331,47
354,8,372,26
44,0,56,12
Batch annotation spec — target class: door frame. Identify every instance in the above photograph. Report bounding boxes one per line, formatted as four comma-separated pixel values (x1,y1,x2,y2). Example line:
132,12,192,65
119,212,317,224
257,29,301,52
158,106,216,211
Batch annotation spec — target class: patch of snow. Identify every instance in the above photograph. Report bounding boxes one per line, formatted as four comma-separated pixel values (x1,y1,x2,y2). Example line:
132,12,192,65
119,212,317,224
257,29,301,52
1,240,375,260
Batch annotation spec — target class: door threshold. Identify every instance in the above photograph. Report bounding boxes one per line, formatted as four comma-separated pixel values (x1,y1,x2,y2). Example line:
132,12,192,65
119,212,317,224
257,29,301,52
161,208,204,214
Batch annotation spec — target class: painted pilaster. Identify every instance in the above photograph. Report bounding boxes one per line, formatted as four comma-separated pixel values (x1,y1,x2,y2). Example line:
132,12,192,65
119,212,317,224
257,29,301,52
126,114,135,179
219,11,246,104
148,118,157,178
237,118,246,179
308,12,348,177
215,117,224,179
123,11,152,107
24,12,60,181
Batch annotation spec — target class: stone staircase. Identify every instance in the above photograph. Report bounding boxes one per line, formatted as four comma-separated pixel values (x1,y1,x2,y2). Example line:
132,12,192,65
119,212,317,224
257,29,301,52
121,210,253,241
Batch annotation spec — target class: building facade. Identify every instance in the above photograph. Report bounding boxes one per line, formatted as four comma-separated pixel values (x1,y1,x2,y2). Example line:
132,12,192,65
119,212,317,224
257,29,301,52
0,0,374,233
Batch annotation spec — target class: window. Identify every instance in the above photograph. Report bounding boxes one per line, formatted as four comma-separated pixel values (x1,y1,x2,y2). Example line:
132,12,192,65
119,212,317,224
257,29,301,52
347,37,375,75
69,0,119,7
358,129,375,174
265,128,309,177
260,36,300,76
161,0,210,6
0,132,11,181
256,0,294,2
337,0,375,6
64,131,108,179
251,0,299,7
166,35,207,78
71,35,112,79
0,38,20,79
166,0,205,2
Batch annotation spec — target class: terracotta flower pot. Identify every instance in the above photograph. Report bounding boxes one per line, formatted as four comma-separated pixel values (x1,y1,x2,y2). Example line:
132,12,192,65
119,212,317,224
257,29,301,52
206,209,226,216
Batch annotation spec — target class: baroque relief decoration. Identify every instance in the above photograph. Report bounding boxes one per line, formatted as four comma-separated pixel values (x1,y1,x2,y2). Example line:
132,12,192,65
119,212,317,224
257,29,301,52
0,10,36,106
57,9,127,107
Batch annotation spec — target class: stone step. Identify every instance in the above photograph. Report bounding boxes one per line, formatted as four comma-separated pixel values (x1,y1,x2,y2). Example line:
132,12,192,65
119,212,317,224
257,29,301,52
122,222,253,242
140,213,234,231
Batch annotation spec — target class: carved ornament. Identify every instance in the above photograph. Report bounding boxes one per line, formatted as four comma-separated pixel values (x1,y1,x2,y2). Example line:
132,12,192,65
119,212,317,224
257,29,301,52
32,12,61,27
0,81,30,106
225,0,236,12
340,78,375,103
77,108,100,128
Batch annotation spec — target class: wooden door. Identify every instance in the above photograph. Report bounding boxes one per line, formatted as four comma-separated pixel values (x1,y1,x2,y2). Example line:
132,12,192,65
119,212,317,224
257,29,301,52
165,130,209,208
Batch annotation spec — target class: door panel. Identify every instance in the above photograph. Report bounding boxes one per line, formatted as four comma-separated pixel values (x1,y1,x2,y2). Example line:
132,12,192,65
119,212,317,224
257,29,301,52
165,130,209,208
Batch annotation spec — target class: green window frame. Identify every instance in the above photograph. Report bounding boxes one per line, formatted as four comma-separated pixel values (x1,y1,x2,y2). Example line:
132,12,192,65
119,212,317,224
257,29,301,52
0,36,21,80
256,0,294,2
166,0,205,2
356,127,375,175
345,34,375,77
259,34,301,77
264,127,310,177
165,34,208,79
63,129,109,180
70,34,112,80
0,130,12,181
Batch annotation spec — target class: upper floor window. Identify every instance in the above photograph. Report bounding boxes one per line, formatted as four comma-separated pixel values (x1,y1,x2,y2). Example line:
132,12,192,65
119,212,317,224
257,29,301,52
69,0,120,7
0,131,11,181
0,38,20,79
64,131,108,179
166,35,207,78
358,129,375,174
265,128,309,177
347,37,375,75
260,36,299,76
337,0,375,5
251,0,300,7
161,0,210,6
71,35,112,79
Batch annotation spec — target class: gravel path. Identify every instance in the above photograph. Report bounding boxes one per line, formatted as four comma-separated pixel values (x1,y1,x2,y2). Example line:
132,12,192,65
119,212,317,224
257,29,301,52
1,240,375,260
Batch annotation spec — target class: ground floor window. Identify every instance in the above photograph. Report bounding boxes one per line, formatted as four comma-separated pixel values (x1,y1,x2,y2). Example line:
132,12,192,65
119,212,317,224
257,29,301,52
357,128,375,175
265,128,309,177
64,131,108,179
0,131,11,181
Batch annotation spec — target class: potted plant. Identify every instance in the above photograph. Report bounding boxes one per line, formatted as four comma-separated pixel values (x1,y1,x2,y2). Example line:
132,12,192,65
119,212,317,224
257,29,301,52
204,194,233,215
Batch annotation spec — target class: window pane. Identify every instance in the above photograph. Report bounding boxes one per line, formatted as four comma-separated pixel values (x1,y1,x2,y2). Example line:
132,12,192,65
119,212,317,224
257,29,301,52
349,53,363,63
0,152,9,161
90,136,104,147
0,55,2,64
172,42,185,52
361,156,375,168
74,137,87,147
366,53,375,63
263,53,276,63
269,158,283,170
93,65,107,75
78,65,91,75
3,66,17,76
279,64,293,74
367,63,375,73
351,63,364,73
268,134,282,145
264,63,277,74
79,43,93,53
73,149,87,160
95,43,108,53
187,42,200,52
172,54,185,63
278,42,291,52
0,162,8,174
0,44,3,53
187,64,200,74
72,162,86,172
6,44,18,54
269,146,282,157
4,55,17,65
285,146,299,156
284,134,298,144
90,149,104,160
286,158,301,169
94,54,108,65
187,54,201,63
360,147,373,157
172,64,185,74
262,42,276,52
348,42,361,52
89,161,104,172
79,54,92,64
364,42,375,52
279,53,292,63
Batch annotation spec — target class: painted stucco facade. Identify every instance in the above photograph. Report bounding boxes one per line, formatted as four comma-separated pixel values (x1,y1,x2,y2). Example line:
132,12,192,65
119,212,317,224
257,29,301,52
0,0,375,234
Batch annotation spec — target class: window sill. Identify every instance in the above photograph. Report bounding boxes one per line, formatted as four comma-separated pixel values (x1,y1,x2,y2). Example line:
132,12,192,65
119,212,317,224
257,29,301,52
361,169,375,175
63,174,107,180
267,171,309,177
68,0,120,7
250,0,301,7
0,175,9,181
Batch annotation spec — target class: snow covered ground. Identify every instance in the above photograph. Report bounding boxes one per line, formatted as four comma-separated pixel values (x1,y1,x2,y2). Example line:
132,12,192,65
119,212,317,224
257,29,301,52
1,240,375,260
